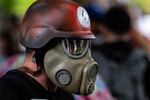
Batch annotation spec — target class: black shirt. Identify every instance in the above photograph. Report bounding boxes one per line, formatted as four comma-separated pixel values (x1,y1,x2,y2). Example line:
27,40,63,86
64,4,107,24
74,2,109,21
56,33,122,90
0,70,74,100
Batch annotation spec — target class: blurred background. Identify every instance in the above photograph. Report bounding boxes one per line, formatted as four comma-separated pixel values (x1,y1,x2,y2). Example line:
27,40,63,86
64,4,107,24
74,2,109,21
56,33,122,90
0,0,36,76
0,0,150,99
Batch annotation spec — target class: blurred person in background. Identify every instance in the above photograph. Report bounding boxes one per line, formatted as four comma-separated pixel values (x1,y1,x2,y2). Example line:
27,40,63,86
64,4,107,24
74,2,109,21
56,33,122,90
111,0,150,57
0,0,98,99
0,15,25,76
92,6,149,100
138,14,150,100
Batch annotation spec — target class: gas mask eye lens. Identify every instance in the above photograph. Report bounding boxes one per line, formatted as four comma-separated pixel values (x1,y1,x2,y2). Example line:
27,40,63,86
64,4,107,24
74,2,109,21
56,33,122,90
88,64,98,81
62,39,90,58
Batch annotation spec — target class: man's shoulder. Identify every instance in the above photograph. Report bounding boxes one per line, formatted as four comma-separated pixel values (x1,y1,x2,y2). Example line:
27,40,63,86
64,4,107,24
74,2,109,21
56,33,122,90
0,70,18,84
0,70,75,100
0,69,36,93
0,70,44,99
0,69,25,81
0,70,27,91
0,70,21,99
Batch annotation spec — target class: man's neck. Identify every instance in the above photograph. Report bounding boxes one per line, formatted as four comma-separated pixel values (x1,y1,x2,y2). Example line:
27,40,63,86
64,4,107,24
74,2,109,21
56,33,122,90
28,70,57,92
21,55,57,92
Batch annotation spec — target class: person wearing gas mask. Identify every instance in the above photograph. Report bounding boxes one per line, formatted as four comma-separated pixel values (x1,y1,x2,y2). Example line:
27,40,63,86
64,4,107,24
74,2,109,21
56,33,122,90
0,0,98,100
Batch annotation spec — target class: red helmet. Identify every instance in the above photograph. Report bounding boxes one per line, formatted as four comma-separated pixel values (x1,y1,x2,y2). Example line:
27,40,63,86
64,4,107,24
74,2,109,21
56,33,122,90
20,0,95,49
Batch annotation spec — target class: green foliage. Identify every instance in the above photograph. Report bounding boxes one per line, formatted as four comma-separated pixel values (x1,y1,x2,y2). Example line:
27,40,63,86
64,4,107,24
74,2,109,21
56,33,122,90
0,0,15,14
12,0,36,17
132,0,150,14
0,0,36,16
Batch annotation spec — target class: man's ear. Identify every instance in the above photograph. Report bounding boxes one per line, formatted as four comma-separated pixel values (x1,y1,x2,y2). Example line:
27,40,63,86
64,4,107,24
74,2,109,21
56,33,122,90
20,49,40,74
31,53,36,63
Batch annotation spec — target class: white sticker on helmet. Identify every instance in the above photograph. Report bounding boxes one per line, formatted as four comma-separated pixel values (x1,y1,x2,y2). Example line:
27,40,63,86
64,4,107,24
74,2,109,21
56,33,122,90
77,7,90,28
